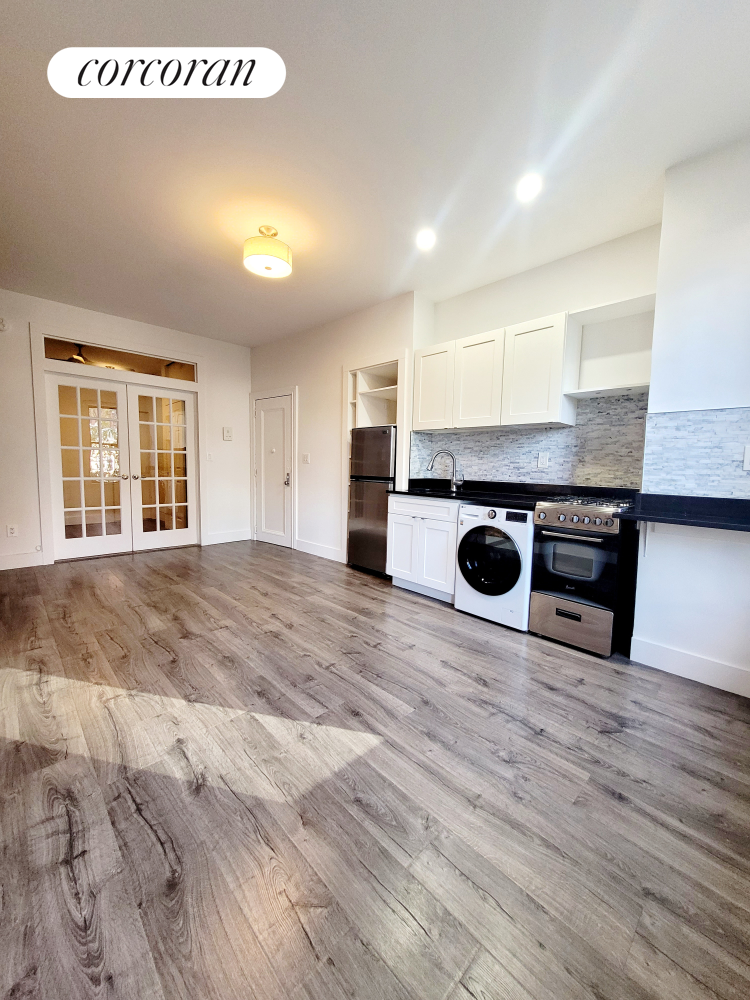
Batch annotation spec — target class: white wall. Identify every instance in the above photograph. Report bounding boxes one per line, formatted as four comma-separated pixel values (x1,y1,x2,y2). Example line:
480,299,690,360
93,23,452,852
632,523,750,698
0,287,252,570
632,137,750,696
251,293,418,562
648,138,750,413
433,225,661,343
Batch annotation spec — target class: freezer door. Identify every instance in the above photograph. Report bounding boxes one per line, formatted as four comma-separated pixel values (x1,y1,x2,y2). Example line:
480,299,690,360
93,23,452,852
350,426,396,479
348,479,391,573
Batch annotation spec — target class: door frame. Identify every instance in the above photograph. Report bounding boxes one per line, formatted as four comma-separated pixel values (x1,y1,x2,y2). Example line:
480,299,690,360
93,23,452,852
30,323,204,564
250,386,298,548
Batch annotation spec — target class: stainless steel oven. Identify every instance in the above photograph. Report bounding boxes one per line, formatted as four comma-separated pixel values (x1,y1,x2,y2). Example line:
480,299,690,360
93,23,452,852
529,497,638,657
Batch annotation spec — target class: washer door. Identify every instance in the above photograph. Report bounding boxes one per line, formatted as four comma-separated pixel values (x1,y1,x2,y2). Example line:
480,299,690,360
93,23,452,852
458,525,522,596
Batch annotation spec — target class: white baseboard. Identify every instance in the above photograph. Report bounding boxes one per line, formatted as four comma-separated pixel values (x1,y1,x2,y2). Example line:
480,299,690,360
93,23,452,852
202,529,254,545
0,551,45,571
392,577,454,603
630,637,750,698
295,537,346,563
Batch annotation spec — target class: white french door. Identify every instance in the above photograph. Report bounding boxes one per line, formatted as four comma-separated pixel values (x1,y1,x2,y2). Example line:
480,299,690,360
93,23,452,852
126,385,198,551
47,374,198,559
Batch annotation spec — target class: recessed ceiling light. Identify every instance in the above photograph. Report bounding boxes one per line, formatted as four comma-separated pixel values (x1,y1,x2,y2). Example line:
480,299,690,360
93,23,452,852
243,225,292,277
515,173,543,203
416,228,436,251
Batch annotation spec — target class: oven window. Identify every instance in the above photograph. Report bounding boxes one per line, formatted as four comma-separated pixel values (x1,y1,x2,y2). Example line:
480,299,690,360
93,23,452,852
551,545,595,579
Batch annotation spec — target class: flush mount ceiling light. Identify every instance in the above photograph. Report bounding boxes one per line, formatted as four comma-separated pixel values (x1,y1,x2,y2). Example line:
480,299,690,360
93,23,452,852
243,225,292,277
516,172,543,203
416,227,436,251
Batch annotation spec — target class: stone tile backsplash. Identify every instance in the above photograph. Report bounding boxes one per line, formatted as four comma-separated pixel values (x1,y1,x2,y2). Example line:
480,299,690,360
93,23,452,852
642,407,750,498
410,392,648,488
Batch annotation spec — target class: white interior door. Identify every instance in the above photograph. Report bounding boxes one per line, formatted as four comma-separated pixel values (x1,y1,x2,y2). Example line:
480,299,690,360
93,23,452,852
254,394,293,547
47,374,133,559
47,373,199,559
127,386,199,551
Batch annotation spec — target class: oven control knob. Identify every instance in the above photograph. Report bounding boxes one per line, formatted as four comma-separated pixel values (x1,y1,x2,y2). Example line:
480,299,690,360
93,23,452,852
571,515,579,523
538,511,546,519
487,509,496,519
605,518,614,527
582,516,591,524
594,517,602,525
558,514,566,521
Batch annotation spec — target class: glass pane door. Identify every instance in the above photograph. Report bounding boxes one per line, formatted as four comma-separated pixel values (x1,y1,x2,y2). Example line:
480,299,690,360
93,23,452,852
128,386,198,551
48,375,133,558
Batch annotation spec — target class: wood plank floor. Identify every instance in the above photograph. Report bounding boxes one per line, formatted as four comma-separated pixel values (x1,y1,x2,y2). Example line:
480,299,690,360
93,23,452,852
2,541,750,1000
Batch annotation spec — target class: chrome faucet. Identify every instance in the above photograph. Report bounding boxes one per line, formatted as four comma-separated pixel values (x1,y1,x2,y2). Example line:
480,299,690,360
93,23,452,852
426,450,463,491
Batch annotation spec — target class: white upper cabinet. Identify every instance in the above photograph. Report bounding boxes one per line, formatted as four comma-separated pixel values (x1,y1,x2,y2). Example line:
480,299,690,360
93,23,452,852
413,341,455,430
452,329,504,428
501,313,581,426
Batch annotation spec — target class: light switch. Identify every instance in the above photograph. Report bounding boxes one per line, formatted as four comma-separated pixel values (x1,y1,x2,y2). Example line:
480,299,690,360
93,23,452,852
302,453,311,465
744,445,750,472
537,452,549,469
222,426,233,441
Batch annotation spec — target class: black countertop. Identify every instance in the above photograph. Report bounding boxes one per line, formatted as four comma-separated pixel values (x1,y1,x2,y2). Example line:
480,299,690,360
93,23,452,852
393,479,750,532
621,493,750,533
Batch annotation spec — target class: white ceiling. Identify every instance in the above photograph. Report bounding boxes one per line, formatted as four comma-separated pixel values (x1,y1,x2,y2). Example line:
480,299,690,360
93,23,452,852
2,0,750,346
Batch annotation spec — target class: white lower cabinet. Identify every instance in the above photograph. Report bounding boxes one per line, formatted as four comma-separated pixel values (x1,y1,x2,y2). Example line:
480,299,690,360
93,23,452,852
386,513,419,582
417,518,457,592
387,496,459,599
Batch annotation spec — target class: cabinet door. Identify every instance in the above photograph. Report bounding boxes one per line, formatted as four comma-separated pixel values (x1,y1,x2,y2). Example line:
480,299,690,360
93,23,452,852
386,513,419,581
453,329,504,428
417,517,457,593
413,341,455,430
501,313,579,426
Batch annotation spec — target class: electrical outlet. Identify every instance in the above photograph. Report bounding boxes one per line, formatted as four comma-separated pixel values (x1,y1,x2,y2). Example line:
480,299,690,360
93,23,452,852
222,426,233,441
6,524,19,538
537,452,549,469
302,453,311,465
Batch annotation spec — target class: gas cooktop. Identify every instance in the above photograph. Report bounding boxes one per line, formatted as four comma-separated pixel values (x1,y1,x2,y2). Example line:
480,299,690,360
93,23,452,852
534,495,634,533
543,495,635,510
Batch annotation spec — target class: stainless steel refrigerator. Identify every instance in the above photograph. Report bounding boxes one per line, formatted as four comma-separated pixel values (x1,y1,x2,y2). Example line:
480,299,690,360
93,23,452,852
347,425,396,574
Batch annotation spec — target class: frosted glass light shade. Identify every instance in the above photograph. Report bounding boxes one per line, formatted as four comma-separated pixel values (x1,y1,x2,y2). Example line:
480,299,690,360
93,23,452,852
243,235,292,277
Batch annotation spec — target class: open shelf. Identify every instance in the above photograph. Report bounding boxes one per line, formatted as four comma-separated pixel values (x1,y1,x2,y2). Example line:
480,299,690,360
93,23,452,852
347,358,400,429
566,382,650,399
566,294,654,400
359,384,398,401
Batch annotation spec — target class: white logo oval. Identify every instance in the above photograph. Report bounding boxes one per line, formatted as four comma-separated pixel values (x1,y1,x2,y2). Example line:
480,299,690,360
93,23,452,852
47,47,286,98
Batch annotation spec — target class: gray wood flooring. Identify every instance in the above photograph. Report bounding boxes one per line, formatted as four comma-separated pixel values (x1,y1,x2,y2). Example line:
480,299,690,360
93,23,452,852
2,540,750,1000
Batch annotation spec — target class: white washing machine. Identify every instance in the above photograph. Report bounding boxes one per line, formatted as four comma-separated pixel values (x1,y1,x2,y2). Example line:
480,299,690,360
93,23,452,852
454,504,534,630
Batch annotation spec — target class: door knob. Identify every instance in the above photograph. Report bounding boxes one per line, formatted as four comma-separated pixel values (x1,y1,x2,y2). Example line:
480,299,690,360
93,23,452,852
121,474,129,480
132,474,140,480
284,473,291,486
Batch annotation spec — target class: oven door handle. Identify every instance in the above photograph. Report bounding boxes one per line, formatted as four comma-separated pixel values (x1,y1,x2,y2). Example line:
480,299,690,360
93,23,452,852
540,531,603,543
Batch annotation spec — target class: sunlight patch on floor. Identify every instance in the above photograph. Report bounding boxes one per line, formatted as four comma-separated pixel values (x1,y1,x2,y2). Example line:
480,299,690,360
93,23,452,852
1,667,383,798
